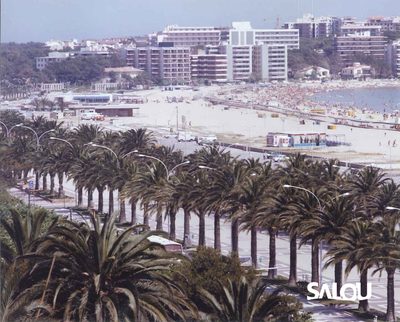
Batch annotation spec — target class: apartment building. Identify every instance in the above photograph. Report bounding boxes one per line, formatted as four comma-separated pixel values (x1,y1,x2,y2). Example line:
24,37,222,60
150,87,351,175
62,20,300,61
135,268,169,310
340,25,381,36
367,16,400,33
36,52,71,70
229,22,299,50
157,25,230,47
385,40,400,77
252,45,288,81
333,32,387,63
121,47,191,84
191,54,228,82
283,14,339,38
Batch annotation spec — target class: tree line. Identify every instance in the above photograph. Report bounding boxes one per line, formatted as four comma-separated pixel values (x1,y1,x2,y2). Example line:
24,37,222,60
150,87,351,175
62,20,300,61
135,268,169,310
1,42,126,88
1,111,400,321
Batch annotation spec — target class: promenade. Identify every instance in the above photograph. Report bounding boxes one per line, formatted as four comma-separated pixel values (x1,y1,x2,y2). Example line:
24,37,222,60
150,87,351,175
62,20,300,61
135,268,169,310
9,172,400,321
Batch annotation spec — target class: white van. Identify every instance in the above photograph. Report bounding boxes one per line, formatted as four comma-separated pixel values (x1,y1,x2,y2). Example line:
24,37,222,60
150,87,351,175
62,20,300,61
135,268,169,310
81,112,100,120
177,132,195,142
198,135,218,145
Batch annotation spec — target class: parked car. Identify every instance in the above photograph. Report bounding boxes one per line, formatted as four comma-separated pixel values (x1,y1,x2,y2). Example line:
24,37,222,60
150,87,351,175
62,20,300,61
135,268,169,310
176,132,195,142
273,154,288,162
198,135,217,145
164,133,177,139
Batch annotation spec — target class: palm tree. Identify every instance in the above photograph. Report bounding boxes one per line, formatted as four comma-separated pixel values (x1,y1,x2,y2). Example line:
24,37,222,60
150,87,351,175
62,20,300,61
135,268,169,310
118,128,156,154
325,220,374,312
11,212,197,322
301,194,359,293
237,169,272,268
56,98,69,113
368,216,400,322
201,277,306,322
0,208,57,321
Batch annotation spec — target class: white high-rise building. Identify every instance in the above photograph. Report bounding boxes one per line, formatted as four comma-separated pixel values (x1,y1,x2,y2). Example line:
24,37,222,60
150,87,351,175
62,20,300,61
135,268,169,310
229,22,299,49
252,45,288,81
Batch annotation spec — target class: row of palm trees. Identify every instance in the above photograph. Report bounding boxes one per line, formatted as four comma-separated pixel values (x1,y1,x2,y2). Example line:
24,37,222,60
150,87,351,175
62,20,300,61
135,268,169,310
1,113,400,321
28,98,70,112
1,206,311,321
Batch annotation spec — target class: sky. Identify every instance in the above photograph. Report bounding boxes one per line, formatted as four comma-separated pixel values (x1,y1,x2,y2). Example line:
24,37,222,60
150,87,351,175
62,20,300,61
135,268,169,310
1,0,400,43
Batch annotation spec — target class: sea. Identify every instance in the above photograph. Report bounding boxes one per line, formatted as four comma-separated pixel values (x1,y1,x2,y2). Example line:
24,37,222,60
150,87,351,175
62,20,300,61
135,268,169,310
308,87,400,113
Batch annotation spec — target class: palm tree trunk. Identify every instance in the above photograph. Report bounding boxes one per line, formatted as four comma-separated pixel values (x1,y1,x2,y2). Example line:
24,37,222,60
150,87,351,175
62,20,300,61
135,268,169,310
108,189,114,214
199,213,206,246
143,203,149,226
42,174,47,191
359,269,370,312
311,238,319,285
334,261,343,295
97,186,104,214
58,172,64,198
251,226,257,269
77,187,83,207
183,208,191,247
288,233,297,285
169,209,176,241
118,189,126,224
87,189,93,208
50,173,55,195
35,171,40,190
131,201,137,225
156,210,163,230
231,217,239,253
268,227,277,278
386,267,395,322
214,212,221,251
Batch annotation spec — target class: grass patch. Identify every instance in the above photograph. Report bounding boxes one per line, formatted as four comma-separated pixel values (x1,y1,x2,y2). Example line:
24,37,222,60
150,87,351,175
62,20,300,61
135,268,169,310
344,308,392,322
36,190,73,200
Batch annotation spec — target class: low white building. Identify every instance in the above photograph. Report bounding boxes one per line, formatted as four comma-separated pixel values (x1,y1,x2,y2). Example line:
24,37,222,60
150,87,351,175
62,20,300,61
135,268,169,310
36,52,71,70
40,83,66,92
341,62,373,80
299,66,330,79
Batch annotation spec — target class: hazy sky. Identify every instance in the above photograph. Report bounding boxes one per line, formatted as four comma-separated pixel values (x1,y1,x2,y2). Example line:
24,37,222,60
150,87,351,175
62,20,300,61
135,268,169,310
2,0,399,43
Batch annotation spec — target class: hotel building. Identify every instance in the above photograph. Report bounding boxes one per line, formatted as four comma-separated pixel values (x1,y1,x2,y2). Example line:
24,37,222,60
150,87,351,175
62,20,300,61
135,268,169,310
121,47,191,84
333,32,387,63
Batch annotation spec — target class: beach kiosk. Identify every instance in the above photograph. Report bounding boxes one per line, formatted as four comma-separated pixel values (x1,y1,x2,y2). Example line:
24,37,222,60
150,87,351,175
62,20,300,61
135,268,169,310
267,132,326,147
266,134,291,147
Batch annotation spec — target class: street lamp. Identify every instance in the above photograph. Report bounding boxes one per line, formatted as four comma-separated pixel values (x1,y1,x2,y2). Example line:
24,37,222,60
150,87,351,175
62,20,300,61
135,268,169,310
283,184,323,286
122,150,138,158
386,206,400,211
7,123,23,137
283,185,350,286
198,165,224,174
88,142,120,168
50,137,74,148
138,153,189,181
0,121,9,137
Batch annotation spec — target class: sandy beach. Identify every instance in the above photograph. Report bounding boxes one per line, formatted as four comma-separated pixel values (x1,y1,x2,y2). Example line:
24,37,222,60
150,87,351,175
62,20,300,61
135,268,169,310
53,80,400,168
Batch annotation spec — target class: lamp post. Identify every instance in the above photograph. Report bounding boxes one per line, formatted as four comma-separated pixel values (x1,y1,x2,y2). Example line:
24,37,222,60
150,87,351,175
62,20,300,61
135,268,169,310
283,184,350,287
87,143,120,168
387,206,400,211
198,165,224,174
7,123,23,137
137,153,190,234
176,106,179,131
137,153,189,181
283,184,323,287
50,137,74,148
0,121,9,137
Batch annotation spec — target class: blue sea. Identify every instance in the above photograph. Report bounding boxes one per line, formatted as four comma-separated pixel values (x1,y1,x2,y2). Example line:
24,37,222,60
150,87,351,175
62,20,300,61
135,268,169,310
308,87,400,112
